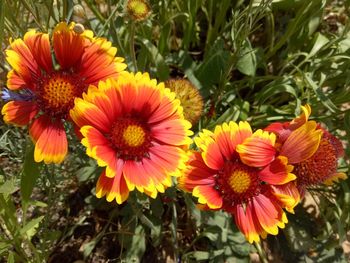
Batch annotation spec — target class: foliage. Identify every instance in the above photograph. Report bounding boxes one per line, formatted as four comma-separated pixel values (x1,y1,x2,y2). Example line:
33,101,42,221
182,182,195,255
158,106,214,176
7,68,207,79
0,0,349,262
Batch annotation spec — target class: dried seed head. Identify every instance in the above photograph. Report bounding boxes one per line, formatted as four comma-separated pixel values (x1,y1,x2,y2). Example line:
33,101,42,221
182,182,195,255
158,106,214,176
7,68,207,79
164,79,204,124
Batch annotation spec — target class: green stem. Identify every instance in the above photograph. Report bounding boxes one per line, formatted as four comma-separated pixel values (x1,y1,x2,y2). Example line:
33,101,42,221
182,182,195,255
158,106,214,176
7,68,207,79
85,0,105,24
171,201,179,262
18,0,45,31
97,4,119,37
254,241,268,263
129,22,138,72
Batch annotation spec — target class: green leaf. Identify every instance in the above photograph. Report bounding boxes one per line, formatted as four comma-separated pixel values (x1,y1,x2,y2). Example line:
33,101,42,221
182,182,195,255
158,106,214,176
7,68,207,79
236,40,257,76
256,83,299,105
0,242,11,255
0,180,18,197
226,229,250,257
304,73,339,113
136,36,170,81
75,162,99,183
21,142,40,210
284,220,316,252
343,110,350,137
308,33,329,57
0,0,4,47
20,216,44,240
124,224,146,262
7,252,15,263
184,249,225,261
197,39,230,86
82,238,99,259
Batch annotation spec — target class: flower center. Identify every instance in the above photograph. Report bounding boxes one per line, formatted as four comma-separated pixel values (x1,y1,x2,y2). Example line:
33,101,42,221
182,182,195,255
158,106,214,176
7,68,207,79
122,125,145,147
294,136,338,186
43,77,74,107
215,161,260,209
37,72,86,118
110,118,151,161
228,170,251,194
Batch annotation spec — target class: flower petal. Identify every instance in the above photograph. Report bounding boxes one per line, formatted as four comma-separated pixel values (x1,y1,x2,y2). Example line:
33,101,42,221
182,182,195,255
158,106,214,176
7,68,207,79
96,170,129,204
70,97,112,133
6,39,40,88
259,156,296,185
7,70,27,90
151,119,193,145
193,185,223,209
252,194,287,235
79,125,118,172
289,104,311,130
233,202,266,243
24,30,53,73
2,101,38,126
194,130,224,170
280,121,322,164
53,22,86,70
29,116,68,164
270,183,300,213
78,37,126,85
178,152,217,192
150,144,188,171
213,121,252,160
142,158,172,193
123,160,155,193
323,172,347,186
237,129,276,167
148,90,181,124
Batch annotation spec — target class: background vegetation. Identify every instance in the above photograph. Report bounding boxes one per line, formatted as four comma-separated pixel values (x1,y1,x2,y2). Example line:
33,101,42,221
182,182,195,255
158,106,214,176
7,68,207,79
0,0,349,262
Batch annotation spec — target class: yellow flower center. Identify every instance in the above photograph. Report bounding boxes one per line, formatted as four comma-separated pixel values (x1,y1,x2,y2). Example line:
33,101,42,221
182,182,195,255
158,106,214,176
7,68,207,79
228,169,251,194
110,118,151,161
42,76,75,109
215,162,260,205
123,125,145,147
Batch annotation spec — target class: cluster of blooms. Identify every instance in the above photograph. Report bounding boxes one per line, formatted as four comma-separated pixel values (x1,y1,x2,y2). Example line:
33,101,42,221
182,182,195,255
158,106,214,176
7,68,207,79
1,22,346,244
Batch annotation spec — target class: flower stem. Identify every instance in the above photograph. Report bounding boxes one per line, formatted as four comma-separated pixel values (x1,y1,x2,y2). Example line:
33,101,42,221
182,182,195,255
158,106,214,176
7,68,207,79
129,22,138,72
254,241,268,263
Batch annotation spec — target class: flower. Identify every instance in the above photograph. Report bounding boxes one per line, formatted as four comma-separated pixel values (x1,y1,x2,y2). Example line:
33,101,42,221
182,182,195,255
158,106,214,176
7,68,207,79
265,105,346,191
179,121,299,243
126,0,151,21
164,79,204,124
70,72,193,203
1,22,126,164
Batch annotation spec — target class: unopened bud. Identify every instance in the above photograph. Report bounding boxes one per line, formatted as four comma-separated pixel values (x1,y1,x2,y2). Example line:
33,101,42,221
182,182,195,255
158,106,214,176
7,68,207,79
73,23,85,34
126,0,151,22
73,4,85,18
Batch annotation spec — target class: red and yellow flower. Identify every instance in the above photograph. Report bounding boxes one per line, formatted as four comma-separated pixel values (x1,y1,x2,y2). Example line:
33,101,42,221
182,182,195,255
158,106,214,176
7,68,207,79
70,72,193,203
1,22,126,164
179,121,299,243
265,105,346,192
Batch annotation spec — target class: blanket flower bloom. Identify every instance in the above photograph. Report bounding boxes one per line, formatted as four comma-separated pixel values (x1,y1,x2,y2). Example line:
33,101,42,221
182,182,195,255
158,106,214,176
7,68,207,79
1,22,126,164
265,105,346,192
179,121,299,243
70,72,193,203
